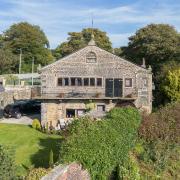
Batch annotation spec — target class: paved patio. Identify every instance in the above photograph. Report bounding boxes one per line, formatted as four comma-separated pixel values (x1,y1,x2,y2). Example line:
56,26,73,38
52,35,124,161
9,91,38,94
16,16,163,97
0,114,40,125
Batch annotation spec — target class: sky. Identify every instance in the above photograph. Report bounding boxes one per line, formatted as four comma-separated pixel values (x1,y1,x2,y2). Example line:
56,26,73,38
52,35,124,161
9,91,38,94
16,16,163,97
0,0,180,49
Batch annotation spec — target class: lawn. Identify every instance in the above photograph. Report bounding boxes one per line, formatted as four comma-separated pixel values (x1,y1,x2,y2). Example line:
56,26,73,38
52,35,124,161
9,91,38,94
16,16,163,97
0,123,61,176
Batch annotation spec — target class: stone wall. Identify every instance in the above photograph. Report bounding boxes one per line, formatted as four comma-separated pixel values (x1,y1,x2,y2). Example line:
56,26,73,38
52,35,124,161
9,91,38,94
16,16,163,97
41,99,117,127
0,92,14,118
41,163,90,180
0,88,32,118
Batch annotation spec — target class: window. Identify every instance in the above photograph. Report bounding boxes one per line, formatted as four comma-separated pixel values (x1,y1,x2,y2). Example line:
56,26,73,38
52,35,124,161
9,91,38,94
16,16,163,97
77,78,82,86
71,78,76,86
84,78,89,86
143,78,148,87
57,78,63,86
97,78,102,86
97,105,105,112
125,78,132,87
90,78,95,86
86,51,97,63
64,78,69,86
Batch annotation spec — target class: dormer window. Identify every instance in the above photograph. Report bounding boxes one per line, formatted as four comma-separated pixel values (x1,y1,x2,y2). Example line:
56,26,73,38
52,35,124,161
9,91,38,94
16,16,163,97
86,51,97,63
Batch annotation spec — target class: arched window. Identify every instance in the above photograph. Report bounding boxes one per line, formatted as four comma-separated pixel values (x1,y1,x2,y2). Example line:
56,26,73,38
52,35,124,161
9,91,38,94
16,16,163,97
86,51,97,63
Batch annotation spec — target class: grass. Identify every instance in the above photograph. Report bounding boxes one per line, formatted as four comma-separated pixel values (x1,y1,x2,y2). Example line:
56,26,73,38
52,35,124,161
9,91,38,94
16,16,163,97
0,123,61,176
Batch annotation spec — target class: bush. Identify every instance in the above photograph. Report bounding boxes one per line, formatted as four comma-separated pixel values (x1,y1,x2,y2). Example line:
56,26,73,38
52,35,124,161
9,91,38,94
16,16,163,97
60,107,141,179
26,168,50,180
49,149,54,168
116,154,140,180
139,102,180,143
137,102,180,176
32,119,41,130
0,144,16,179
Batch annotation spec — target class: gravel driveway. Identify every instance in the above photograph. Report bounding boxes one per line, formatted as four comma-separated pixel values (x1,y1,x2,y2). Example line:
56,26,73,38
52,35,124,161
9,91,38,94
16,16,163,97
0,114,41,125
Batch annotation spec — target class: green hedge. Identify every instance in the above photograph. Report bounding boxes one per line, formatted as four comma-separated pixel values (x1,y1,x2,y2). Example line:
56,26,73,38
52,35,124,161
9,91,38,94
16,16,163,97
60,107,141,179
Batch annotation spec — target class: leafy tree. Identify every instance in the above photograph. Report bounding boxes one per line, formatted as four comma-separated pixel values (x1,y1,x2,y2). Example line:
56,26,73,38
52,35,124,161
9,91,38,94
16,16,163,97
54,28,112,59
0,49,18,74
113,47,123,57
122,24,180,70
154,61,180,105
161,69,180,102
1,22,53,73
0,145,16,179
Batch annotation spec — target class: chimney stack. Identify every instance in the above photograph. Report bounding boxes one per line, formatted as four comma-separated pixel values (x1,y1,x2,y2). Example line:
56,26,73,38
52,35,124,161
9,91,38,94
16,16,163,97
141,58,146,68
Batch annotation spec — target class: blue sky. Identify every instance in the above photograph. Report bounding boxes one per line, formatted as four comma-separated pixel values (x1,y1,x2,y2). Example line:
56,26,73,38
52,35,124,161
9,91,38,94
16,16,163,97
0,0,180,49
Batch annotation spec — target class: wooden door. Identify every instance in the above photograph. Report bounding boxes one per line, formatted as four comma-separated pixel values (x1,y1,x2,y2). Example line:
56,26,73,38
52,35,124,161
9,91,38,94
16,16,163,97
105,79,113,97
114,79,123,97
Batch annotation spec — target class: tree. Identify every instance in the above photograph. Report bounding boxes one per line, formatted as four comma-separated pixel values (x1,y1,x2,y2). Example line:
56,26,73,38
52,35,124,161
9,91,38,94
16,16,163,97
161,69,180,102
113,47,123,57
0,145,16,179
0,49,18,74
154,61,180,105
122,24,180,70
1,22,53,73
54,28,112,59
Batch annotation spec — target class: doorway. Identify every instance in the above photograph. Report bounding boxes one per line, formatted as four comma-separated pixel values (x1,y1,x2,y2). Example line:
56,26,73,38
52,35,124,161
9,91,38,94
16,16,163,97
105,78,123,97
105,79,113,97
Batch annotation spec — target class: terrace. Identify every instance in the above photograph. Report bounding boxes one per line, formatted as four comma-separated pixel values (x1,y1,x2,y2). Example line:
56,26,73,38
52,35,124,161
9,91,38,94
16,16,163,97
31,87,138,100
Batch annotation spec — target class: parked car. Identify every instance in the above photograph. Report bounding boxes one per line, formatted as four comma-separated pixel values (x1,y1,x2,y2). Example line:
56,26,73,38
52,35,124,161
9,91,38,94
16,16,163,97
3,100,41,119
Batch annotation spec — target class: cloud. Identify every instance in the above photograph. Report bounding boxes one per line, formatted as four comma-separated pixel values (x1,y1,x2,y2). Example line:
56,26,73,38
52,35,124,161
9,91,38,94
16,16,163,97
108,33,132,47
0,0,180,48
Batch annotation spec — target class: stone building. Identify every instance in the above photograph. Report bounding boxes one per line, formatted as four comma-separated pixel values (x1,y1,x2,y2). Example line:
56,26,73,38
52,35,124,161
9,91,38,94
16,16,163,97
36,38,152,128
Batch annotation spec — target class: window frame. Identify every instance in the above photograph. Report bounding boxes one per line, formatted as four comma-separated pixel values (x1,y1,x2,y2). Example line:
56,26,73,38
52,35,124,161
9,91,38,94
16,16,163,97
64,77,69,86
83,78,89,86
125,78,133,88
86,51,97,63
71,78,76,86
97,78,102,87
77,78,82,86
90,78,95,86
57,78,63,86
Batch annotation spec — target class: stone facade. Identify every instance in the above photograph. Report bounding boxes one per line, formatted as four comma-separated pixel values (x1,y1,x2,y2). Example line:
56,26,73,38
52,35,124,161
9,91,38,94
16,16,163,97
0,88,31,118
39,40,152,127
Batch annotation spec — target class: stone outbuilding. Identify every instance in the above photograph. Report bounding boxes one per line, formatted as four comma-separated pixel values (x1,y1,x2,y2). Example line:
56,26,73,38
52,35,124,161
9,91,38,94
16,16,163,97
33,38,152,128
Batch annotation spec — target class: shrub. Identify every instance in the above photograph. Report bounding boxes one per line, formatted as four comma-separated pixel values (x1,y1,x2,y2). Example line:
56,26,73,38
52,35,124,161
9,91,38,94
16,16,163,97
0,144,16,179
26,168,50,180
138,102,180,176
49,149,54,168
116,154,140,180
139,102,180,143
32,119,41,130
60,107,141,179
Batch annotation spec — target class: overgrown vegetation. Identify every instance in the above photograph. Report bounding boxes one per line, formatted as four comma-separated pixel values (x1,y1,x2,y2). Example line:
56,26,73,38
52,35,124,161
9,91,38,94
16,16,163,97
60,107,141,179
137,102,180,179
